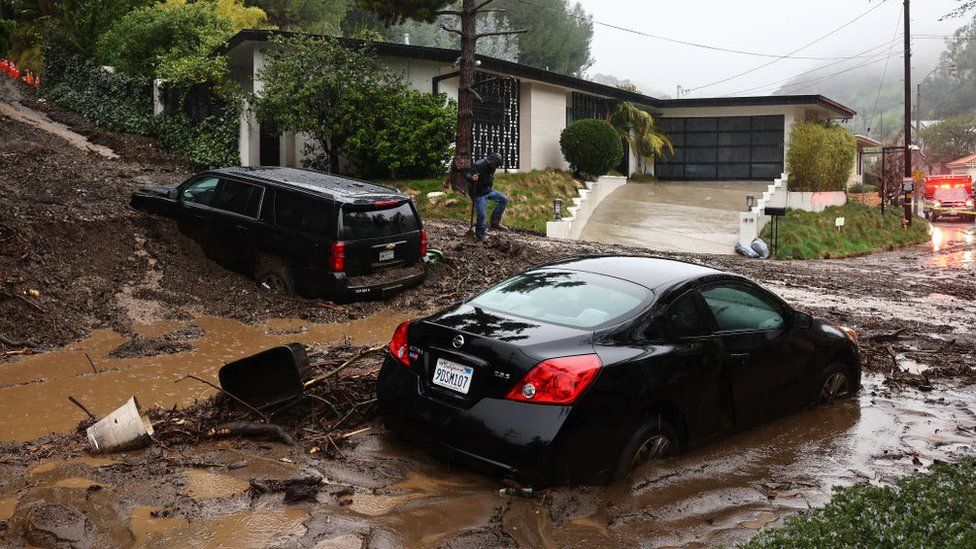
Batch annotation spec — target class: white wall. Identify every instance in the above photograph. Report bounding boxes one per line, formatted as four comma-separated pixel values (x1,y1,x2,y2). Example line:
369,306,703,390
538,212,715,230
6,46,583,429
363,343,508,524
950,165,976,178
520,82,569,172
383,57,459,101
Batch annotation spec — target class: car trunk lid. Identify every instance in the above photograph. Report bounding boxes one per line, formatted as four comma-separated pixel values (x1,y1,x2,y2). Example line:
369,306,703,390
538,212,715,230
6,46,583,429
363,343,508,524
411,304,593,408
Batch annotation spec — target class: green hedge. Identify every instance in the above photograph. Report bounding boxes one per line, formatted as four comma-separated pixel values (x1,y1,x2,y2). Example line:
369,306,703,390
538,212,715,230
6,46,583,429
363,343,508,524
787,122,856,192
560,119,624,179
41,44,239,167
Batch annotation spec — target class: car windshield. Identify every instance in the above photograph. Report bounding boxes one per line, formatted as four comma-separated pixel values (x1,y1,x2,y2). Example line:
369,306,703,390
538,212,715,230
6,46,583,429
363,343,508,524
470,270,651,329
341,203,419,240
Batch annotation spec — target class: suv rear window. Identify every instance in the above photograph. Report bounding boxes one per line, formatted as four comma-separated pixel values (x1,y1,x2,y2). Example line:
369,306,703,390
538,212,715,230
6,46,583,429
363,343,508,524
341,203,419,240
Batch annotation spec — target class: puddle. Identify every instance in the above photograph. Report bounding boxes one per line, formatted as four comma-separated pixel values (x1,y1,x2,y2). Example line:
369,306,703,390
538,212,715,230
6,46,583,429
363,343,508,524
131,507,309,548
29,456,119,475
0,311,407,442
0,498,17,521
53,477,108,490
896,354,931,375
183,469,251,500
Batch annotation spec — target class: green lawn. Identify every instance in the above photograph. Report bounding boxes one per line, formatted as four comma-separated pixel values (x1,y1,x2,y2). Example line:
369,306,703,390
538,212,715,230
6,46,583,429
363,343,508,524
761,203,930,260
744,458,976,547
383,170,583,233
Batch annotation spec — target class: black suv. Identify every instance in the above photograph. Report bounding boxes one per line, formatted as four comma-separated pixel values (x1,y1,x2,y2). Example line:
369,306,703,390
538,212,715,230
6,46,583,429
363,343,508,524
130,167,427,302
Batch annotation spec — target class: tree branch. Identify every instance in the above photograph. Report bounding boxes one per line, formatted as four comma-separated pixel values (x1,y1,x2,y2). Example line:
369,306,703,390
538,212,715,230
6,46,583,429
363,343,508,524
440,25,464,36
476,29,528,39
434,10,462,17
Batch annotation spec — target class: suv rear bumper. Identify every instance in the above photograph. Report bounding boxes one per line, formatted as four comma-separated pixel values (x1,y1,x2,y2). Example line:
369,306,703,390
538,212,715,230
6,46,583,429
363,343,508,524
302,263,426,302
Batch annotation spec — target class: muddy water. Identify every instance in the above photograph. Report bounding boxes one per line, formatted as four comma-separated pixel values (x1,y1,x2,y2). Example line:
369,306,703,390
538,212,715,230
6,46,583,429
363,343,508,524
328,374,976,547
0,312,406,442
927,223,975,270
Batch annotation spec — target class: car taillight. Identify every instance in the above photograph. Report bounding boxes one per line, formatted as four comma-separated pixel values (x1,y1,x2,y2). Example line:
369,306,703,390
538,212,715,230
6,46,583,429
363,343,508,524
329,242,345,272
389,321,411,367
505,354,602,405
420,229,428,256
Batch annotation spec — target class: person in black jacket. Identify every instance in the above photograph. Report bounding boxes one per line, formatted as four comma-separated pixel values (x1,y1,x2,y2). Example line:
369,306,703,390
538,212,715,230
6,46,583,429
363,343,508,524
465,152,508,243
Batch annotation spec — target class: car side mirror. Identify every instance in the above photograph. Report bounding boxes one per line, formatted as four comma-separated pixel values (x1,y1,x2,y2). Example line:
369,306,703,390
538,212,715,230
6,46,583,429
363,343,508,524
169,189,179,200
792,311,813,329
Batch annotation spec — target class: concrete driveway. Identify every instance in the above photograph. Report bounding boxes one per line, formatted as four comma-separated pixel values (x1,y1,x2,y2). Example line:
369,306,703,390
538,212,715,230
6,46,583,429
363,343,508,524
578,180,771,254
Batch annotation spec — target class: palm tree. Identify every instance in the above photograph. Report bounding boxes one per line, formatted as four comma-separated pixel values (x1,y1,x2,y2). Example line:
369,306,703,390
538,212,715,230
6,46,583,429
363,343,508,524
609,101,673,176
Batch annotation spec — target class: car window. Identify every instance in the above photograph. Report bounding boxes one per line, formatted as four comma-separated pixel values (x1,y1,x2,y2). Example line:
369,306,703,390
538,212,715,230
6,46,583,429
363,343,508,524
701,284,785,332
274,190,333,237
181,177,219,206
213,180,262,217
471,270,651,329
341,203,419,240
665,292,711,337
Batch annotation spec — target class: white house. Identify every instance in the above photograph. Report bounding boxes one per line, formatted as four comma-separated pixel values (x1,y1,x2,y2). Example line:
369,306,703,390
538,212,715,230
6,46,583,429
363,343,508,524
946,154,976,178
222,30,856,180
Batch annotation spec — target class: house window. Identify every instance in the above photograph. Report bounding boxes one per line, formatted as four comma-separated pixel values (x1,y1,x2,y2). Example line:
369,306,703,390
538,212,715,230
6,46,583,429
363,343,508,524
570,93,611,124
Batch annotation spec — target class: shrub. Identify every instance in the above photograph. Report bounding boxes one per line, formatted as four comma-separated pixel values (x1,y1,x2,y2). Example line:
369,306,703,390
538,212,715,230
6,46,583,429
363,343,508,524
848,182,878,194
152,100,241,167
787,122,856,192
560,119,624,179
344,87,457,179
0,19,14,55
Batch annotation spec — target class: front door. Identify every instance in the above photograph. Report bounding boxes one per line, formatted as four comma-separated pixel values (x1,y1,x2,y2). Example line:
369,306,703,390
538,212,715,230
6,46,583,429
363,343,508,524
699,282,802,429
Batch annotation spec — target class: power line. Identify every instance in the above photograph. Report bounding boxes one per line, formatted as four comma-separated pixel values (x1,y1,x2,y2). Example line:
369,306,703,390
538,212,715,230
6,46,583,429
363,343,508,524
512,0,889,62
685,0,892,94
722,37,902,97
867,5,904,135
726,50,903,98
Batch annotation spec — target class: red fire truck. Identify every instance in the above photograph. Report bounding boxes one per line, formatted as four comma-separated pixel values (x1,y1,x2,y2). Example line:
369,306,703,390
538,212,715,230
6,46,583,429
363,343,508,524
923,175,974,222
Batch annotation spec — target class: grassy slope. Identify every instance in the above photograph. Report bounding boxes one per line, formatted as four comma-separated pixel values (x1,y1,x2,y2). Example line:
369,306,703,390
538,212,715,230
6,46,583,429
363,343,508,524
385,171,583,233
762,203,930,260
744,458,976,548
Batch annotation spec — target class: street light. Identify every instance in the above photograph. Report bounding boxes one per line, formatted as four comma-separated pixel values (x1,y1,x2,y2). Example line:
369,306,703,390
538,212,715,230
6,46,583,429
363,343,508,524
746,195,756,210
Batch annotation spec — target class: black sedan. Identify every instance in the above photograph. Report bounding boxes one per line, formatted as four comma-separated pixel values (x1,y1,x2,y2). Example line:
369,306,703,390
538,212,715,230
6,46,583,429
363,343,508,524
377,256,860,486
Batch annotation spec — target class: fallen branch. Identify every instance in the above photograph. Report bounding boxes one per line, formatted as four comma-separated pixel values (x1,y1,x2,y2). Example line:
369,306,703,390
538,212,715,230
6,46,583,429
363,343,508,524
83,352,97,374
175,373,269,422
866,327,906,342
68,395,97,421
208,421,296,446
340,426,372,440
0,333,34,348
303,344,386,390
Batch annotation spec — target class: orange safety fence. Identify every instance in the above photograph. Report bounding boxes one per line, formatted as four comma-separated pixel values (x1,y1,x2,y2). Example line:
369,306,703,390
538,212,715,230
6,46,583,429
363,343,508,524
0,58,41,87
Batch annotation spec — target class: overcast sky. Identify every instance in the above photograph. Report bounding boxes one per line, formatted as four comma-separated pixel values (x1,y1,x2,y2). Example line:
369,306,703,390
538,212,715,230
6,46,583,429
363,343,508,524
578,0,965,98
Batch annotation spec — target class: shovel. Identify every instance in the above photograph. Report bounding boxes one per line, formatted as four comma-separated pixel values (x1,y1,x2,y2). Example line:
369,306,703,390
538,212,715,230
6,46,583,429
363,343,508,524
219,343,386,410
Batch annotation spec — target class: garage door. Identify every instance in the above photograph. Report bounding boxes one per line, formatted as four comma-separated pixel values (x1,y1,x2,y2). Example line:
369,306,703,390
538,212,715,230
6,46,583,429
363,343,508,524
656,115,785,181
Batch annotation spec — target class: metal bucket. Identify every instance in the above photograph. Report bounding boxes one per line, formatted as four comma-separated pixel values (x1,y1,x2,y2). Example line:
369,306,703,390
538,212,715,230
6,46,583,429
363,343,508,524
86,396,154,454
218,343,311,410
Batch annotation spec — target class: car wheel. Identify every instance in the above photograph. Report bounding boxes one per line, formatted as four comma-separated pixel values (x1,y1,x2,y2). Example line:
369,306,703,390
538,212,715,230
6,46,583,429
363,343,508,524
614,415,679,481
820,363,853,404
255,255,295,294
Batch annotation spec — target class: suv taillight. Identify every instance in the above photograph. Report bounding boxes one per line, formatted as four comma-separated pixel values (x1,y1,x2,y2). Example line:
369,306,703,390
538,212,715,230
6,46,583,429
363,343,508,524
420,229,428,256
389,321,411,367
329,242,345,272
505,354,602,405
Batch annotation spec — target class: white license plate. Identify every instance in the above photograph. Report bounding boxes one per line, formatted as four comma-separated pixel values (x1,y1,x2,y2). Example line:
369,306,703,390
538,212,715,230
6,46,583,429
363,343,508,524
432,358,474,395
379,249,395,261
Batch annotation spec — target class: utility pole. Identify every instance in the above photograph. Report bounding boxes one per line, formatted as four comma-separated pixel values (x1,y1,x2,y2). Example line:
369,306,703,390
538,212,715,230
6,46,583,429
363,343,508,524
903,0,913,225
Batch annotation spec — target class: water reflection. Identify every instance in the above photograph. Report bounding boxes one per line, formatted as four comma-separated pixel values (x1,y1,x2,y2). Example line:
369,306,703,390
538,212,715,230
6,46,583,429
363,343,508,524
926,224,975,270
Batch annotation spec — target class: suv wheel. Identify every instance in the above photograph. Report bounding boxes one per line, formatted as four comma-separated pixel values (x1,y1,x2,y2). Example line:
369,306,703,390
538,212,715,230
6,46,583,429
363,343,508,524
255,255,295,294
614,414,679,481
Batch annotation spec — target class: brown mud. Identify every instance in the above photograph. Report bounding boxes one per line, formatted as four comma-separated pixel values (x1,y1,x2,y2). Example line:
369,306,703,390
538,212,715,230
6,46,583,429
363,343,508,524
2,78,976,547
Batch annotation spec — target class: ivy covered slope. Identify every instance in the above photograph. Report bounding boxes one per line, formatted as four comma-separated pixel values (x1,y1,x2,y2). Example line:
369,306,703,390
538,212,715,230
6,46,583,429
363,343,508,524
745,458,976,548
392,171,582,233
762,203,930,260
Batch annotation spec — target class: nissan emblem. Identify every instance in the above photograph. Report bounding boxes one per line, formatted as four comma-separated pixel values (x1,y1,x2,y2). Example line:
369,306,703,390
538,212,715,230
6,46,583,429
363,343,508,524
452,335,464,349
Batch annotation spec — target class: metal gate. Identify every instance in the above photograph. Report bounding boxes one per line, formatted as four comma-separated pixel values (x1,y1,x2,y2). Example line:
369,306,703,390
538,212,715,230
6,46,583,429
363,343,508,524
472,72,520,170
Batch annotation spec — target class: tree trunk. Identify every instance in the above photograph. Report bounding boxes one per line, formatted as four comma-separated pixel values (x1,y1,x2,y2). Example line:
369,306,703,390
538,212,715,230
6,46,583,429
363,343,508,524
449,0,478,192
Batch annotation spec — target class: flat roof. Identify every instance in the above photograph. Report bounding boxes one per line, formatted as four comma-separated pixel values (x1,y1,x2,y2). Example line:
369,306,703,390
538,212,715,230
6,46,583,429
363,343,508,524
223,29,857,119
